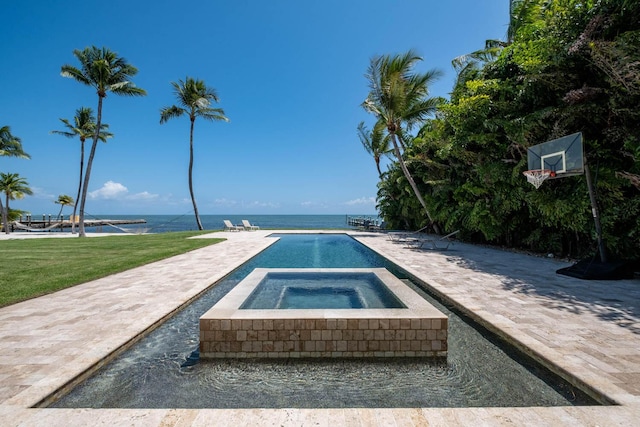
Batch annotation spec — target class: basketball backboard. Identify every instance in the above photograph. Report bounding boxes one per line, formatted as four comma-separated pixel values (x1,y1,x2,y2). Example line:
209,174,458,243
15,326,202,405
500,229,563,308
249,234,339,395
526,132,584,178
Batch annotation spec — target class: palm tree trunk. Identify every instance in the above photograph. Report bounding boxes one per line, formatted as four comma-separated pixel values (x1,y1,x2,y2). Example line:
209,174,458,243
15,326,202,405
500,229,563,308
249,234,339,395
375,157,383,178
0,198,8,234
78,96,104,237
71,138,85,234
189,118,204,230
390,133,441,234
56,205,64,232
3,195,11,234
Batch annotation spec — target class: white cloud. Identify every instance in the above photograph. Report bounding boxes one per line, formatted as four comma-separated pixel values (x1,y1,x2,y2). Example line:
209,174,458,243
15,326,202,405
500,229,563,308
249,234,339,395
244,200,280,209
88,181,129,199
344,197,376,206
30,186,56,200
300,201,328,209
87,181,161,202
213,198,239,207
211,198,280,209
127,191,159,201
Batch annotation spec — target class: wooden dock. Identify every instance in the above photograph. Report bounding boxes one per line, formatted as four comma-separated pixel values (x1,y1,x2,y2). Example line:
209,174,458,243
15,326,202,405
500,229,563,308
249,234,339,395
346,216,382,230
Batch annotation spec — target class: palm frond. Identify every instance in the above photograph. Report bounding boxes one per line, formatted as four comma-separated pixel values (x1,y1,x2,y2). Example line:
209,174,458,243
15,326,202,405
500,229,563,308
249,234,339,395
50,129,76,138
162,77,227,123
159,105,186,123
110,81,147,96
51,107,112,142
0,172,33,199
198,108,229,122
60,65,92,86
62,46,146,98
55,194,75,206
0,126,30,159
358,121,392,158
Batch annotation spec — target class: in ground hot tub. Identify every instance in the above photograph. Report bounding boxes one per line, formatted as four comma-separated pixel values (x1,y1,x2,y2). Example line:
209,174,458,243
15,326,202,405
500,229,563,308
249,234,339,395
240,271,406,309
199,268,447,358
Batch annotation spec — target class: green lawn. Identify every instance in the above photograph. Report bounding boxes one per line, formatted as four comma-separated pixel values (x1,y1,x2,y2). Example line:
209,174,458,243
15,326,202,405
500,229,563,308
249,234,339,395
0,231,224,308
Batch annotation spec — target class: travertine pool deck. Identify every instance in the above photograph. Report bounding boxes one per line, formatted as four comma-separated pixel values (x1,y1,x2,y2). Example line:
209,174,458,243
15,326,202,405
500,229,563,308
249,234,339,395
0,230,639,426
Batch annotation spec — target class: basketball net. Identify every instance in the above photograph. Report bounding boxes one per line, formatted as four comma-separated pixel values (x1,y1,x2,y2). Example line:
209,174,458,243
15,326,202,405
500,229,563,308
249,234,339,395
523,169,555,189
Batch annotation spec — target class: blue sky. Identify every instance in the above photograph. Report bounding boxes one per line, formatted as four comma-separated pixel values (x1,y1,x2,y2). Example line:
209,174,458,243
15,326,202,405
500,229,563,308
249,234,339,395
2,0,509,216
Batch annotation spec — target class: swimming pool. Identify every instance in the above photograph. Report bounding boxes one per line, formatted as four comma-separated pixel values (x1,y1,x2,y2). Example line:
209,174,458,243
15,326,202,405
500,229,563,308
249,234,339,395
51,233,597,408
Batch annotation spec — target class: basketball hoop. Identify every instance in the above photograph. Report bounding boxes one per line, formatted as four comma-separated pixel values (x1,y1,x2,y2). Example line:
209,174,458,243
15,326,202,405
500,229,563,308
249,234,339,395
523,169,555,189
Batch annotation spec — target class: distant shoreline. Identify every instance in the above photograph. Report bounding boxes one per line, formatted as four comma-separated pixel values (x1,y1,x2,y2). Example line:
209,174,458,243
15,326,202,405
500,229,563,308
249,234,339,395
20,213,380,234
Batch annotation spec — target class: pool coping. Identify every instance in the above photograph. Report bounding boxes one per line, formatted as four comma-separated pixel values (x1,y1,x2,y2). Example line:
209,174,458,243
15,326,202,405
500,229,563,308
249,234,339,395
0,229,639,425
208,268,445,314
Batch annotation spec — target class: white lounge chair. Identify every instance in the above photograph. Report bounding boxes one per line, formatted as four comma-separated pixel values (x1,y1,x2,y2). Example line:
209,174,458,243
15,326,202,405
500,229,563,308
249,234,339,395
405,230,460,251
368,221,386,232
242,220,259,231
387,225,430,242
223,220,243,232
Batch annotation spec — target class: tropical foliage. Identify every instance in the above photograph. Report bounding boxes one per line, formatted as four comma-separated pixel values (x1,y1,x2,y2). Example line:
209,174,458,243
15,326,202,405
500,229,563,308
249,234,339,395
357,121,392,178
61,46,146,236
0,126,30,160
366,0,640,259
160,77,229,230
362,51,444,233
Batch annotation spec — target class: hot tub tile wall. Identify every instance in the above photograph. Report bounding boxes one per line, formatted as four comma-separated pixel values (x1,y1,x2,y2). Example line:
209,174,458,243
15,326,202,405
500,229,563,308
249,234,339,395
199,316,447,358
199,268,448,359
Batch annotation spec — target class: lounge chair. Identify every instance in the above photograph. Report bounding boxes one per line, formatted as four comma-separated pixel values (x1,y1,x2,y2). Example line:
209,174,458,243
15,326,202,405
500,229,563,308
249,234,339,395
369,221,386,232
241,219,259,231
223,220,243,232
387,225,430,242
405,230,460,251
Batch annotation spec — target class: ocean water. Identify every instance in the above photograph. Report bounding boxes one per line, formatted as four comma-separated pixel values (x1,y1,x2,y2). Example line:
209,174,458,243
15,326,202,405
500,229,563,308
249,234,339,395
85,214,379,233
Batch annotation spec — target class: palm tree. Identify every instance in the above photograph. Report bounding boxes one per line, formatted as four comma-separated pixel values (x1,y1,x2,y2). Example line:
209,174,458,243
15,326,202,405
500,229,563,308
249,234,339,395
55,194,75,222
0,173,33,234
0,126,30,233
362,51,443,233
357,121,391,178
61,46,146,237
160,77,229,230
51,107,112,233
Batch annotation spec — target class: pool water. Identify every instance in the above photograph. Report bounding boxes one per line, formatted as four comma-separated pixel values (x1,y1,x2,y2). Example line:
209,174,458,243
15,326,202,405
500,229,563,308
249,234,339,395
280,286,363,308
51,233,598,408
240,271,405,309
258,233,390,268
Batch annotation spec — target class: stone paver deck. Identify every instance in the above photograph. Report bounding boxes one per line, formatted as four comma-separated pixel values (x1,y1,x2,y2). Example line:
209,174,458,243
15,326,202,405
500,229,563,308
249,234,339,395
0,230,639,426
